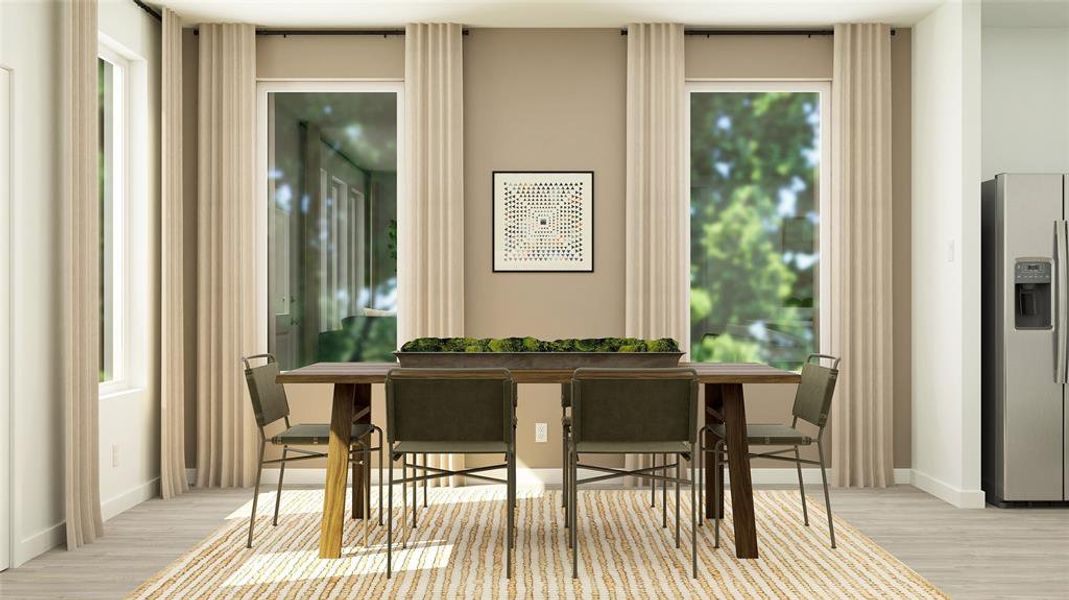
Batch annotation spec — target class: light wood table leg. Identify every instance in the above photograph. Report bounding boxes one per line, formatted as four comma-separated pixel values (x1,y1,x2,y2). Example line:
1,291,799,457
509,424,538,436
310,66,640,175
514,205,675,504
319,383,356,558
721,383,758,559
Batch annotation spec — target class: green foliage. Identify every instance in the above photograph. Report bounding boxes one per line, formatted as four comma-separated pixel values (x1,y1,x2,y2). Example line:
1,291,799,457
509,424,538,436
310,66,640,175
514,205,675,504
399,337,680,353
690,91,820,370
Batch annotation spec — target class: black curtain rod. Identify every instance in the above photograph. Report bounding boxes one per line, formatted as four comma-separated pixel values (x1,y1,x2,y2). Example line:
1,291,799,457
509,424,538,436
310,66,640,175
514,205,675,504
133,0,161,22
193,28,471,37
619,28,896,37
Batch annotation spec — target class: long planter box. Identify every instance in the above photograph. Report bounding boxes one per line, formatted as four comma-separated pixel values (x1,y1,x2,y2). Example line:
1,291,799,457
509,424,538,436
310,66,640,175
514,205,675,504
393,351,683,369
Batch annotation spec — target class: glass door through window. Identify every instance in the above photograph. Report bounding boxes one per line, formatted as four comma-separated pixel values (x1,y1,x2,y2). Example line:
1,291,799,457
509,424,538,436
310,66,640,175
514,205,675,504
262,85,401,370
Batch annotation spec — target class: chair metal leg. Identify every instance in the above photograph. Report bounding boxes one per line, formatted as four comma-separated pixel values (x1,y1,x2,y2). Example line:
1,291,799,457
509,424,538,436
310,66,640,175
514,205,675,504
247,441,266,549
561,419,568,510
691,456,698,578
696,439,703,527
817,440,836,548
571,449,578,579
387,450,394,579
675,457,681,548
364,444,371,547
662,453,668,528
794,446,809,526
713,441,721,548
351,447,359,520
378,428,384,526
272,447,287,526
401,454,408,549
506,451,514,579
650,453,656,507
412,454,418,529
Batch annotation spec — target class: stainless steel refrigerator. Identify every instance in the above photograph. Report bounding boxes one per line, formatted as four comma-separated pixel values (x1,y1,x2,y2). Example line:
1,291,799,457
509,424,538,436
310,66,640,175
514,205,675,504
982,173,1069,506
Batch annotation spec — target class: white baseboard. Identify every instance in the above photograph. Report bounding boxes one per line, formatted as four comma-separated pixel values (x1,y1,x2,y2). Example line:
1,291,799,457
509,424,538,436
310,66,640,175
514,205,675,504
101,478,160,522
14,521,64,567
909,469,986,508
221,466,913,488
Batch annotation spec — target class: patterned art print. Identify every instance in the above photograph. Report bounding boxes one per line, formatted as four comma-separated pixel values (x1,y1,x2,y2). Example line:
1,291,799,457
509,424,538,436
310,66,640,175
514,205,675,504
493,171,594,272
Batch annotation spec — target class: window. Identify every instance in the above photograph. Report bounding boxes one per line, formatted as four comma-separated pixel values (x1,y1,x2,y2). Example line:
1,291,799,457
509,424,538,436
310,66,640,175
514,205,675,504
688,82,829,370
263,85,401,370
98,51,126,382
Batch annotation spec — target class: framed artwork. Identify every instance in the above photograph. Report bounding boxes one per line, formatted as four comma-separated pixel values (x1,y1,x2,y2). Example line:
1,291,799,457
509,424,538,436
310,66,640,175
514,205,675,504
492,171,594,272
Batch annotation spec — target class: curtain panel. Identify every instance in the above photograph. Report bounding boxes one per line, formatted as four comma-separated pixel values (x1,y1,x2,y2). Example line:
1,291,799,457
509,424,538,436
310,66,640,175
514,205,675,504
194,23,260,488
623,23,689,485
160,7,188,499
400,23,465,485
829,23,895,488
62,0,104,548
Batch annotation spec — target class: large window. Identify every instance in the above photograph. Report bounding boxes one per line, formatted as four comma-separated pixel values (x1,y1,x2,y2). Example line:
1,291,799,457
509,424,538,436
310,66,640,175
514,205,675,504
98,51,126,382
689,82,829,370
263,85,401,370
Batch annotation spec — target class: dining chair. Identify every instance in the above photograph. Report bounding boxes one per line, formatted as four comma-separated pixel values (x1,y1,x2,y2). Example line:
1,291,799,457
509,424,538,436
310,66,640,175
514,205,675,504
384,368,518,579
242,354,384,548
561,385,670,530
567,368,700,579
700,353,840,548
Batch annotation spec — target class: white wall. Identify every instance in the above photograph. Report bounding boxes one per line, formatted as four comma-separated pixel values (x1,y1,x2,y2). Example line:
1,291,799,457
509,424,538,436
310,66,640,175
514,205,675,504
0,0,65,566
981,27,1069,178
97,0,161,523
911,0,985,508
0,0,160,566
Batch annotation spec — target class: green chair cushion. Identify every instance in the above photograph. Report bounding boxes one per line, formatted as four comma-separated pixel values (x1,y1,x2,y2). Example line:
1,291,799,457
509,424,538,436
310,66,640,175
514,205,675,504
272,423,374,446
574,440,692,454
393,440,509,454
708,423,813,446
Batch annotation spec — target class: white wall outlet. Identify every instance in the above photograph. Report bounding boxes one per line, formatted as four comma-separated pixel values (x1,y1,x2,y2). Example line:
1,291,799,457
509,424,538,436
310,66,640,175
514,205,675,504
535,422,548,443
112,444,120,468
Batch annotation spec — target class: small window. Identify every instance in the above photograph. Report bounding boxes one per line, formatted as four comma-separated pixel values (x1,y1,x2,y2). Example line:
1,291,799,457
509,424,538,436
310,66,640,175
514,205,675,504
98,52,125,383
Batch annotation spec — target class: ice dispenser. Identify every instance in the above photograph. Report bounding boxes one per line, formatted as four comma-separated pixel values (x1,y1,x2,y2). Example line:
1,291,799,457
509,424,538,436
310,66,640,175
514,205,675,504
1014,260,1052,329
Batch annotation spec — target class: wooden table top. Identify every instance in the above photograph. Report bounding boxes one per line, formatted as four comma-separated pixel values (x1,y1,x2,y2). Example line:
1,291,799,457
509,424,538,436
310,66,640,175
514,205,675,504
276,361,800,385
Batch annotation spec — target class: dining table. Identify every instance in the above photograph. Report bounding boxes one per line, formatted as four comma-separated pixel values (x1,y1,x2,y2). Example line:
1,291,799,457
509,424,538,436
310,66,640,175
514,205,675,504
276,361,800,560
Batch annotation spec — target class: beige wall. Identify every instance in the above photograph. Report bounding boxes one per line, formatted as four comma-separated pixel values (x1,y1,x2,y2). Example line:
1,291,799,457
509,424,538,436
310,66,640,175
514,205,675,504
183,28,913,472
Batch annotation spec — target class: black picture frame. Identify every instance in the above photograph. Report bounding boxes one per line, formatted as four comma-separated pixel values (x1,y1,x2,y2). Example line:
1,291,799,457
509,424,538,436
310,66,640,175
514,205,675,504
491,170,595,273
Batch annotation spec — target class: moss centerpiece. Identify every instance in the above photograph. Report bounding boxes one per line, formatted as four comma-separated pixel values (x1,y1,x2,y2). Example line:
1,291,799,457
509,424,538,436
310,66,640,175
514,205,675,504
395,337,683,368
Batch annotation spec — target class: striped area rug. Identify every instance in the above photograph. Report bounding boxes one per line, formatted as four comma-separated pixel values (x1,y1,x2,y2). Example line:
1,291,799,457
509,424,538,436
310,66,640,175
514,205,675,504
129,487,945,599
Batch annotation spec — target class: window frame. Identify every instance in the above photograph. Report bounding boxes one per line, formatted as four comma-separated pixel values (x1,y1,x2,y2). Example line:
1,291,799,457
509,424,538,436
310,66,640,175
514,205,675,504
255,80,406,362
684,79,832,366
97,43,130,393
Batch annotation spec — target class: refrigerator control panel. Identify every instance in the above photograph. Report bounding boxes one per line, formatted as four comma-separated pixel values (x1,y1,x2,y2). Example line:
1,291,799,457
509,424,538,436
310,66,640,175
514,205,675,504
1014,261,1051,283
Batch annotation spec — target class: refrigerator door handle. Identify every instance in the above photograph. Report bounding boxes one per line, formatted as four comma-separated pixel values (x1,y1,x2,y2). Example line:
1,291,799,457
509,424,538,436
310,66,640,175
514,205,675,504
1056,220,1068,384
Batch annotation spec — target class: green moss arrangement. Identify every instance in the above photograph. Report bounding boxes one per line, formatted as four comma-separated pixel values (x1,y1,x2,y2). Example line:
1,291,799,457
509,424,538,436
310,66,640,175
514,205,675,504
400,337,680,353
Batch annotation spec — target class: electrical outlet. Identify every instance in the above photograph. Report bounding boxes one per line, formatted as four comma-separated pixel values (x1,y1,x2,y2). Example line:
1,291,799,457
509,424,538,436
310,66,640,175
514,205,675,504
112,444,120,468
535,422,548,443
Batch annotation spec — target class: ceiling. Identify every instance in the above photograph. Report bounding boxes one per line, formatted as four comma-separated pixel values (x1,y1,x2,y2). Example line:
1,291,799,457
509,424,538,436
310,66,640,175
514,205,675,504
148,0,948,28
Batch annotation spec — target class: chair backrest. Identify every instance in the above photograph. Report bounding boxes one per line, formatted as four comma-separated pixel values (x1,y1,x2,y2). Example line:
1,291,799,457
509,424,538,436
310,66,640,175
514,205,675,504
242,354,290,429
570,368,698,445
790,354,841,428
385,369,515,445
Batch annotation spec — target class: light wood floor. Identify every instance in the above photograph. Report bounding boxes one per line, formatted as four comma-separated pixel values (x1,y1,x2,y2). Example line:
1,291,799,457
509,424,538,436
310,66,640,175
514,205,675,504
1,485,1066,599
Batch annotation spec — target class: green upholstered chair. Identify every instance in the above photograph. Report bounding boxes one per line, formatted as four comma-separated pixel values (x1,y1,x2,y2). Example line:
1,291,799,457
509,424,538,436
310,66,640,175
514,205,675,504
700,353,840,549
384,368,518,579
242,354,383,548
566,368,700,579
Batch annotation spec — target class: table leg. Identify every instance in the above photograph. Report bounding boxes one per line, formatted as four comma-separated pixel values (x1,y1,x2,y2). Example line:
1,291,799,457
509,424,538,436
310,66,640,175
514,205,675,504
722,383,758,559
319,383,356,559
704,384,725,520
350,384,371,520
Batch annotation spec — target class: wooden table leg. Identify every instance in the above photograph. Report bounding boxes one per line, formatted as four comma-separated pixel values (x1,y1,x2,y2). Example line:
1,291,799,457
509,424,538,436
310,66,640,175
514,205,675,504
350,384,371,520
319,383,356,558
704,384,725,520
722,383,758,559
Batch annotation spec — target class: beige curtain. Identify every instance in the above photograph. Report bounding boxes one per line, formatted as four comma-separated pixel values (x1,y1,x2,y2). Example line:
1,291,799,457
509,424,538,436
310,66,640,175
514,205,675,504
61,0,103,548
160,8,188,499
623,23,689,485
194,23,260,488
400,23,465,486
829,23,894,488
